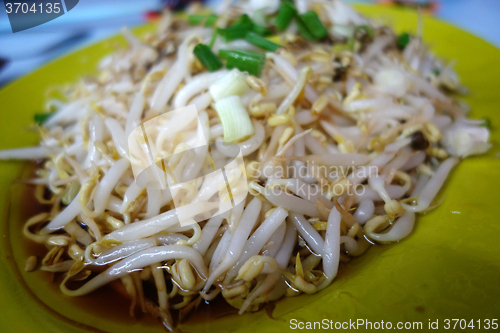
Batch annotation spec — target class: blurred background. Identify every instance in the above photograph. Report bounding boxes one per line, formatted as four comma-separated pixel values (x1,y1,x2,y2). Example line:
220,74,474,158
0,0,499,87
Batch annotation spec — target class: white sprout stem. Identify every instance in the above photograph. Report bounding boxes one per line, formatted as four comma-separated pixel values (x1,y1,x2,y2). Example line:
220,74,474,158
150,36,196,112
203,198,262,292
411,174,430,197
84,115,104,169
156,233,189,245
227,200,244,233
268,178,327,203
91,238,158,265
353,199,375,225
286,153,370,166
41,260,76,272
61,245,207,296
368,175,392,203
182,112,209,181
402,151,426,171
209,229,233,273
356,185,406,201
192,216,224,256
93,158,130,215
275,66,312,115
173,70,227,109
125,92,145,139
224,206,288,282
288,213,324,255
104,118,128,157
42,195,81,233
145,187,162,219
266,53,319,103
261,221,287,257
239,223,297,314
319,206,341,290
44,100,87,128
366,211,415,243
402,157,459,212
349,151,396,185
120,182,145,214
304,134,328,155
0,146,53,160
263,188,320,217
190,92,212,112
104,201,217,242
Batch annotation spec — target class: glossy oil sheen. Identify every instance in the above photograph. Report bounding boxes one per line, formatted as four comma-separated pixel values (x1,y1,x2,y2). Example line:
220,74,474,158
0,5,499,333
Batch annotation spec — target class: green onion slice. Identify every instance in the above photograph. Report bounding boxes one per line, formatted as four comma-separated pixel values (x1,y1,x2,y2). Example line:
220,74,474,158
251,23,272,36
188,14,218,27
213,95,254,143
245,32,281,52
193,44,223,72
188,14,205,25
218,49,266,77
209,69,250,102
295,16,316,41
354,25,374,39
298,11,328,40
481,118,491,128
205,13,218,27
208,28,220,48
275,1,297,31
219,25,251,42
396,32,410,49
34,113,54,125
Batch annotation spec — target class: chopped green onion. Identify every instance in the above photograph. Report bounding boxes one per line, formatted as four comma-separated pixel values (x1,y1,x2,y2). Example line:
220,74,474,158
188,14,218,27
245,32,281,52
295,16,316,41
193,44,223,72
218,49,232,59
188,14,205,25
396,32,410,49
209,28,220,48
251,23,271,36
481,118,491,128
218,49,266,77
219,25,251,42
220,14,271,41
209,69,250,102
213,95,254,143
433,69,441,77
236,13,271,36
275,1,297,31
34,112,54,125
354,25,374,39
232,14,253,28
205,13,218,27
298,11,328,40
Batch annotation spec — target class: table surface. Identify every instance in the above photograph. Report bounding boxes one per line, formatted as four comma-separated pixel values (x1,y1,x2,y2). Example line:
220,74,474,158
0,0,499,86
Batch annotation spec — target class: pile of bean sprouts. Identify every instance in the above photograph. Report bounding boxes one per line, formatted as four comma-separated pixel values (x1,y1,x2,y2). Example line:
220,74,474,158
0,0,491,331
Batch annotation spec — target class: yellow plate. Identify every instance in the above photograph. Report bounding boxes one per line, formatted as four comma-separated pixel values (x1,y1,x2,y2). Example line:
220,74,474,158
1,4,499,332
